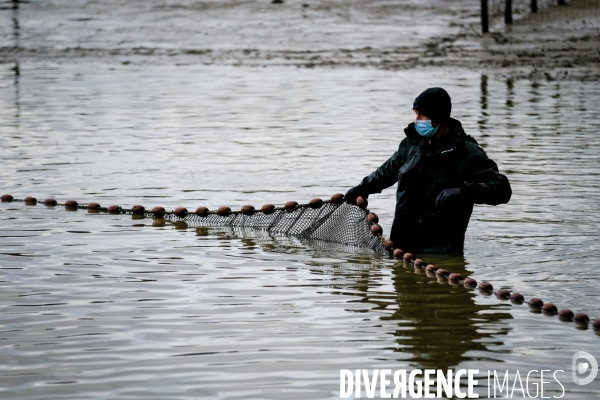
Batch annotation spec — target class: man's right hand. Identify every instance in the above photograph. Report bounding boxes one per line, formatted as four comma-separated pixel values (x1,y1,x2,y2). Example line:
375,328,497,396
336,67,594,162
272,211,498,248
435,187,468,210
345,185,368,205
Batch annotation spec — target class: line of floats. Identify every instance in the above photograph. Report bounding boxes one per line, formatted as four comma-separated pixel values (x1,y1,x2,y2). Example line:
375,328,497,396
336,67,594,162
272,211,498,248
2,193,599,334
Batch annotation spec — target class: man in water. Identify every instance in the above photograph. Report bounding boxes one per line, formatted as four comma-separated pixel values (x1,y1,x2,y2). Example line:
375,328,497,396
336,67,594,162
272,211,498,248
345,87,512,254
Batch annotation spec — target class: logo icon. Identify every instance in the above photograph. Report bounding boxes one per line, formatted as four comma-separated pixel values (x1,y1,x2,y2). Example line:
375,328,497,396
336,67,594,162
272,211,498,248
572,351,598,385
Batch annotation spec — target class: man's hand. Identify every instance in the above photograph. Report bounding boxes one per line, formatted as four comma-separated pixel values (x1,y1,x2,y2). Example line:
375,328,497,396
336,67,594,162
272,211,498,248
435,187,468,210
345,185,368,205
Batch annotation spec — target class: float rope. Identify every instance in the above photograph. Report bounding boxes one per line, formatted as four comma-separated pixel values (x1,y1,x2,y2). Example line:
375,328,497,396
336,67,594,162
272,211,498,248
0,193,386,252
2,193,598,334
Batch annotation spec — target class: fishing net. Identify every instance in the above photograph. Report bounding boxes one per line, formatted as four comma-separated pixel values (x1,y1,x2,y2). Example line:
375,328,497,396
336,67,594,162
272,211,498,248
1,194,386,253
4,194,599,332
165,202,384,252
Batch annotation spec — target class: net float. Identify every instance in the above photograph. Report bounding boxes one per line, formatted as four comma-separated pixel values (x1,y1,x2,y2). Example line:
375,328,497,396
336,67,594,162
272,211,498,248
261,204,275,215
510,292,524,302
1,194,13,202
425,264,438,273
44,198,57,206
356,195,368,208
479,281,493,292
463,277,477,288
542,303,558,315
414,258,426,267
308,198,323,209
87,202,101,210
65,200,78,209
558,309,574,321
573,313,589,324
448,273,462,282
284,201,298,212
367,213,378,224
174,207,188,218
131,205,145,215
107,205,121,214
384,240,394,251
435,268,449,277
330,193,344,204
496,289,511,299
528,298,544,309
403,252,415,262
195,207,209,217
241,205,255,215
217,206,231,217
152,206,166,218
370,223,382,236
24,196,37,205
393,248,404,259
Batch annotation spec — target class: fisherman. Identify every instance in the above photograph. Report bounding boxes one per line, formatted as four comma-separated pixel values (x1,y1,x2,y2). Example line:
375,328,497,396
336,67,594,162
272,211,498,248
345,87,512,254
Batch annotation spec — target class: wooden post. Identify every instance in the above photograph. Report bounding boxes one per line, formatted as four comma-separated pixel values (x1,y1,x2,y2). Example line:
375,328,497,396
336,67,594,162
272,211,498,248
558,0,566,5
481,0,489,34
505,0,513,24
531,0,538,13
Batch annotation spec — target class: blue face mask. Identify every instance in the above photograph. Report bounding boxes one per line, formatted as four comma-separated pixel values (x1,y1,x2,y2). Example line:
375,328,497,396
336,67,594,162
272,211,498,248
414,120,438,138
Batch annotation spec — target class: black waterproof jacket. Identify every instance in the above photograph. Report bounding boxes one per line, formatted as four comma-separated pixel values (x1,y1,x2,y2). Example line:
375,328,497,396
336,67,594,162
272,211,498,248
360,118,511,254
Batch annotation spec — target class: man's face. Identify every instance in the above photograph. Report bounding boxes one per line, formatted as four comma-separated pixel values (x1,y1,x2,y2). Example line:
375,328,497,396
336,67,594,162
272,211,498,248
414,110,440,128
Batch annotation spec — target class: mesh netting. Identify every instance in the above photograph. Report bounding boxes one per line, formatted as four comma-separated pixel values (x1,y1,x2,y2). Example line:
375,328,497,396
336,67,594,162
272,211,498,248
164,202,385,253
4,194,599,332
1,195,386,253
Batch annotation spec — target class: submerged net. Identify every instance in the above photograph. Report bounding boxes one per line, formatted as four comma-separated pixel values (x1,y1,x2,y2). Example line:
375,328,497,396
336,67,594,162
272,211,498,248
1,194,386,253
164,201,385,252
5,194,599,332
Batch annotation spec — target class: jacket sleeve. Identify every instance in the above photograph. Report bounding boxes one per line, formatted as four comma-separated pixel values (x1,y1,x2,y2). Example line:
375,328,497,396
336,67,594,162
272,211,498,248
359,143,405,194
461,143,512,205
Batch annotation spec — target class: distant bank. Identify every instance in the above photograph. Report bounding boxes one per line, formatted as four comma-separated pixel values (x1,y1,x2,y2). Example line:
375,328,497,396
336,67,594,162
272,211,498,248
0,0,598,80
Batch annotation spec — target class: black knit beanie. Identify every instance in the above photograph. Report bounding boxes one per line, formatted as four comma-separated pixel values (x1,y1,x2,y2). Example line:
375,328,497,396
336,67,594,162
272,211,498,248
412,87,452,124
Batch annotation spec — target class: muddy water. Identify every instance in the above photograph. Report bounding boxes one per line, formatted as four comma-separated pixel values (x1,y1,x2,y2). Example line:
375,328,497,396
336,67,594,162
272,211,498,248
0,0,475,58
1,63,599,399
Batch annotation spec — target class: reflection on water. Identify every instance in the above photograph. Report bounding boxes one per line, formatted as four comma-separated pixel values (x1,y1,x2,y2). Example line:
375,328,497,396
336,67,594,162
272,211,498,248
340,255,513,370
10,0,20,123
479,74,489,135
1,64,600,399
388,258,511,370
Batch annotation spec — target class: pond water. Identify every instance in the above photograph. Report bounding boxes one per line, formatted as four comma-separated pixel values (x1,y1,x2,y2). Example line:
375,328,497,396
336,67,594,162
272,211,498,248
1,63,600,399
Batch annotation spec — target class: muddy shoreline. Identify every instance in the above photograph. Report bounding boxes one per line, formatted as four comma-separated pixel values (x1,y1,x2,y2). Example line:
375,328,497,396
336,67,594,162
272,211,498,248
1,0,598,81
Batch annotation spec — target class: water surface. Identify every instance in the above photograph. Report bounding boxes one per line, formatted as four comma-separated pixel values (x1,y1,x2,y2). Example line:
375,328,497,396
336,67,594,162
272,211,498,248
1,63,600,399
